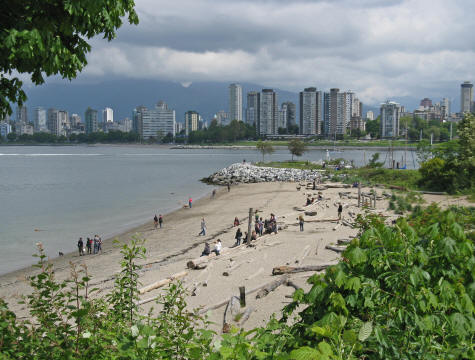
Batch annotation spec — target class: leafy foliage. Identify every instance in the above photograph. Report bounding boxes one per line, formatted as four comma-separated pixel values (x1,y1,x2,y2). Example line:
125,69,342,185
288,139,307,161
256,140,275,162
418,114,475,193
0,0,139,118
186,120,257,144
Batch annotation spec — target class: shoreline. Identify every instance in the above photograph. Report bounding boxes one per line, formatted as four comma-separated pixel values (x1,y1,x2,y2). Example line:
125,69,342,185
0,186,216,279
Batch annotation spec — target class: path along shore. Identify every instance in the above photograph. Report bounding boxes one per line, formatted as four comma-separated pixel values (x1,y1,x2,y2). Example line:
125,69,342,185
0,181,468,332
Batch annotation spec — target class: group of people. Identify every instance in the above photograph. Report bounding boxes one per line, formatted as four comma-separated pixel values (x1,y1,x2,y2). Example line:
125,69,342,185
153,214,163,229
201,239,222,256
77,235,102,256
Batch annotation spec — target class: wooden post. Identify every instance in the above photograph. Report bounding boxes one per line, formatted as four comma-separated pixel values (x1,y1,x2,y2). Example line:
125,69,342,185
239,286,246,307
373,192,376,208
247,208,253,243
357,183,361,207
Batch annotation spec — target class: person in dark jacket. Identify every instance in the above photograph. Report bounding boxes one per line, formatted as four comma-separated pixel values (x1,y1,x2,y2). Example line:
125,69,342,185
201,242,210,256
234,228,243,246
77,237,84,256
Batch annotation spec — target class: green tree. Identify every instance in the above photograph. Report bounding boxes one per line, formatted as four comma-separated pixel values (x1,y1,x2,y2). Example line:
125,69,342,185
1,1,139,118
367,152,384,168
288,139,307,161
365,117,380,139
256,140,274,162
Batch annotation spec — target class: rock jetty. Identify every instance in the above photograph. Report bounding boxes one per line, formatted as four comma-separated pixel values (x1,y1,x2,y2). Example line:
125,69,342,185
204,163,325,185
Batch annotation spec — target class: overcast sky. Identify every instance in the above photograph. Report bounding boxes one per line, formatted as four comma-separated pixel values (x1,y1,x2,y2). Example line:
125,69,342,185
67,0,475,106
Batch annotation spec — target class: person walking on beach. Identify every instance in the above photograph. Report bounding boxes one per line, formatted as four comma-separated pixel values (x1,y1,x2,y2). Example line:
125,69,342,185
211,189,216,198
338,203,343,220
86,237,92,254
234,228,243,246
77,237,84,256
227,183,230,192
298,214,305,232
189,197,193,208
97,237,102,254
154,214,159,229
159,214,163,228
199,218,206,236
93,235,99,254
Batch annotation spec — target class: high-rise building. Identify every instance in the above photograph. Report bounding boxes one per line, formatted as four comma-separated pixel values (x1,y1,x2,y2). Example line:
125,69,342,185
328,88,340,137
460,81,473,113
278,104,287,131
133,106,146,135
340,91,353,131
420,98,432,108
185,110,199,135
299,87,322,135
85,107,98,134
281,101,296,128
441,98,451,119
259,89,278,136
47,109,61,136
16,106,28,124
118,118,133,133
0,121,12,138
34,107,47,131
59,110,69,135
246,91,260,126
70,114,81,128
323,92,330,136
366,110,374,121
380,101,401,138
102,107,114,123
216,110,228,126
135,101,176,139
229,83,242,122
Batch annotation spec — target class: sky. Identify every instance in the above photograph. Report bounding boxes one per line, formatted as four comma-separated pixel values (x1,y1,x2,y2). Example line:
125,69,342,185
28,0,475,109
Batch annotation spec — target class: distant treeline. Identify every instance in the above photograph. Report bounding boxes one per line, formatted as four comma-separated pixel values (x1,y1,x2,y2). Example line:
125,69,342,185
184,119,257,144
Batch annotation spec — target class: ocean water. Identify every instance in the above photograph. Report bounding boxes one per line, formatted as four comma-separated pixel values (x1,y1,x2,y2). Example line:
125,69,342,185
0,145,417,274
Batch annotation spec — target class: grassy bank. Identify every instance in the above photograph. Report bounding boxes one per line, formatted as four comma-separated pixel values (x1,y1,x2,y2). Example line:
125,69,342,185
257,160,421,190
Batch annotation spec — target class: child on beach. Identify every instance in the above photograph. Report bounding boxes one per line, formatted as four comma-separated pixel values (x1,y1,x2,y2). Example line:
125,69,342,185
159,214,163,228
233,217,240,226
189,197,193,208
154,214,159,229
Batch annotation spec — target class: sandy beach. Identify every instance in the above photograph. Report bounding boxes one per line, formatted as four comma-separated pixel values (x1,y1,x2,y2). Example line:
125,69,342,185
0,181,469,332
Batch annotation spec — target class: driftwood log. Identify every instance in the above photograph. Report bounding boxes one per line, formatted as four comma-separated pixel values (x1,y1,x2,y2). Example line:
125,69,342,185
198,276,288,314
337,238,352,245
139,270,188,295
306,218,339,223
238,307,255,327
223,296,241,333
256,276,289,299
325,245,347,253
272,264,335,275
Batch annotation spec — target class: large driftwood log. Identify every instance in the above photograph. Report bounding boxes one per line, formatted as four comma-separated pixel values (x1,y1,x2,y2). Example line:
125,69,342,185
272,264,335,275
306,218,339,223
139,271,188,295
325,245,347,253
256,276,289,299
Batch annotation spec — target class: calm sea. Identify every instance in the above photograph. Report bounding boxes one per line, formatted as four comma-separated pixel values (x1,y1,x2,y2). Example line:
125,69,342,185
0,145,418,274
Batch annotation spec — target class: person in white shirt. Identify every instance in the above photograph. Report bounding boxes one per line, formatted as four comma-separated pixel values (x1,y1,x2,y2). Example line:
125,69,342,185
212,239,222,255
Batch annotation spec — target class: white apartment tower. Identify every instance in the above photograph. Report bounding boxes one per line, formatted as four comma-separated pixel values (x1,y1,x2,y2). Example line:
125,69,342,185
103,107,114,123
229,83,243,122
135,102,176,140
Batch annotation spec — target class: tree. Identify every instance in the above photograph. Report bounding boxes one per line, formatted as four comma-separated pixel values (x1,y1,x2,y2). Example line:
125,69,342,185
288,139,307,161
0,1,139,118
256,140,274,162
367,152,384,168
365,117,380,139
